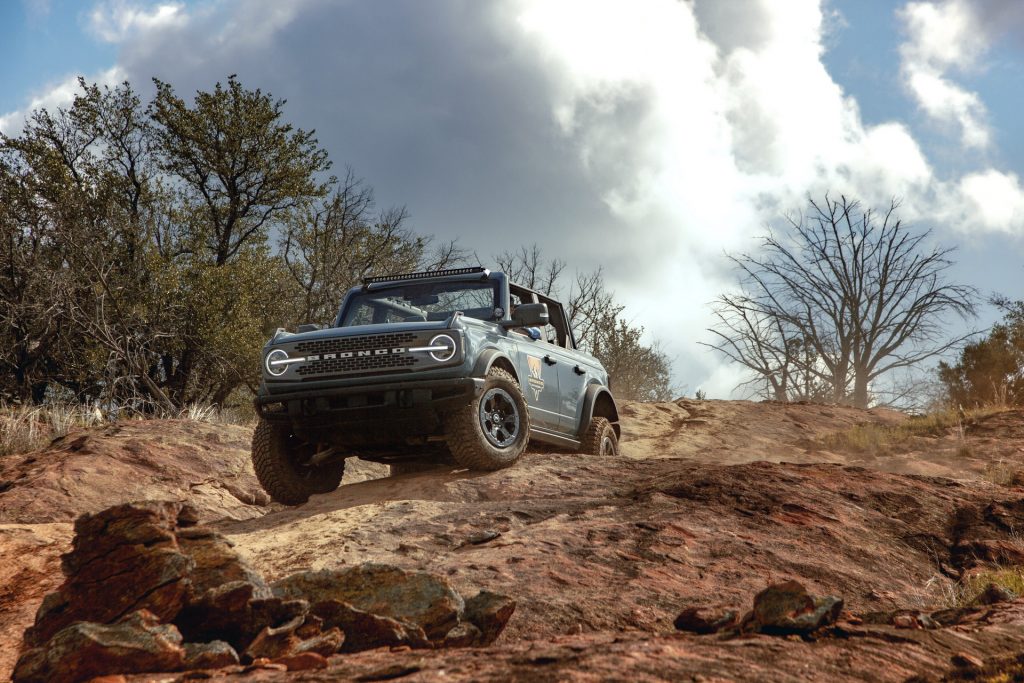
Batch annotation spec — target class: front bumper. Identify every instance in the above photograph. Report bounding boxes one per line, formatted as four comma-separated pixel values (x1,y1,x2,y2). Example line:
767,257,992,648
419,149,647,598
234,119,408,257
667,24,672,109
254,377,485,426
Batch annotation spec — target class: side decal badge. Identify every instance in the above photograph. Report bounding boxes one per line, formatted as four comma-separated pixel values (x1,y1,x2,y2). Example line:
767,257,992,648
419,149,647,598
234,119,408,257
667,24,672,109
527,355,545,401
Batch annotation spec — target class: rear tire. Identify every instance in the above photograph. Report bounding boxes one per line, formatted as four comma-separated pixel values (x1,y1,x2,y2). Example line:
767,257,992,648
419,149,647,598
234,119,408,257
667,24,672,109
251,419,345,505
581,416,618,456
446,368,529,471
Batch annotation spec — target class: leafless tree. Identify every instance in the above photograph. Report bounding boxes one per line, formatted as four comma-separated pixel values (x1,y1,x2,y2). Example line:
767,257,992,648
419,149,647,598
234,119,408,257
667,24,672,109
706,195,978,408
495,245,622,349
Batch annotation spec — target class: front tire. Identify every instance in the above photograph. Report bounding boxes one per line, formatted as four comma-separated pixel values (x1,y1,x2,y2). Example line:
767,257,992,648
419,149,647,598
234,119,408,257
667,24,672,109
446,368,529,471
581,416,618,456
251,419,345,505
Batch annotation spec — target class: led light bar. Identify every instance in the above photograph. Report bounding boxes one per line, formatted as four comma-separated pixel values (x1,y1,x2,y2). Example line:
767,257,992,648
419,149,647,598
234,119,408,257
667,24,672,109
362,267,490,286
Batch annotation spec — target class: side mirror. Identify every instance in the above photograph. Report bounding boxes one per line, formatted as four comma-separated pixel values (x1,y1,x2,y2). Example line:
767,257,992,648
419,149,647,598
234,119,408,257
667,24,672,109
296,323,323,334
500,302,549,328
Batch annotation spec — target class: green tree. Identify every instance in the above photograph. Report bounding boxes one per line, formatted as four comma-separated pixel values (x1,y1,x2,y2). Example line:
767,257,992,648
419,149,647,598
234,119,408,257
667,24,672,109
939,302,1024,408
149,75,332,266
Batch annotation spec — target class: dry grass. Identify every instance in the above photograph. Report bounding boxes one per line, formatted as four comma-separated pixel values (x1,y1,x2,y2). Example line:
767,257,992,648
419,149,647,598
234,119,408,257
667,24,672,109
929,567,1024,610
818,405,1009,457
0,402,105,457
0,399,254,457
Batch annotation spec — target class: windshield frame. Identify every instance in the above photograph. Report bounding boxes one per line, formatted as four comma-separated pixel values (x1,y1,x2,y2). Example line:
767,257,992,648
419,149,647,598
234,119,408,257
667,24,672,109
336,279,501,327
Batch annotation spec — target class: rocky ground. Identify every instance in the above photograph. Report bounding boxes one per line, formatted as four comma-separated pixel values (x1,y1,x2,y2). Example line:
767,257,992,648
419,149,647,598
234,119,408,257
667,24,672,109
3,400,1024,681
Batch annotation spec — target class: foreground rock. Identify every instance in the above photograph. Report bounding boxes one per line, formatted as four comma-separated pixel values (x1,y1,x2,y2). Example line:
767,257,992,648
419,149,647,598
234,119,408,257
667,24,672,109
15,501,514,682
10,401,1024,681
15,610,185,683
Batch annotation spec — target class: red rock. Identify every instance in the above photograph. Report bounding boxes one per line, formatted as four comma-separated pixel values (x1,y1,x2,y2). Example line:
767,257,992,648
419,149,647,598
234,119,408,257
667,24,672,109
13,610,184,683
310,599,429,652
294,627,344,656
463,591,516,645
243,615,305,661
272,565,462,641
274,652,328,671
182,640,239,670
673,607,739,634
748,581,843,635
24,503,194,648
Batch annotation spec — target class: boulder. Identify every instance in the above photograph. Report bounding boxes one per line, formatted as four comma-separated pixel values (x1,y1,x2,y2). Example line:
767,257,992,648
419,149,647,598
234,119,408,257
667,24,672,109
13,610,185,683
746,580,843,635
176,525,270,599
272,564,464,641
24,502,194,648
463,591,516,645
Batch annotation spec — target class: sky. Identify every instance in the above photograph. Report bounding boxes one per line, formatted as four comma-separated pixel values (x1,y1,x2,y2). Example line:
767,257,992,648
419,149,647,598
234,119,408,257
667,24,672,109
2,0,1023,399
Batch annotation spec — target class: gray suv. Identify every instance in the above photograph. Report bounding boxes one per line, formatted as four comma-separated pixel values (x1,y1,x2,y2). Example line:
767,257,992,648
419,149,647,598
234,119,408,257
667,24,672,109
253,267,619,504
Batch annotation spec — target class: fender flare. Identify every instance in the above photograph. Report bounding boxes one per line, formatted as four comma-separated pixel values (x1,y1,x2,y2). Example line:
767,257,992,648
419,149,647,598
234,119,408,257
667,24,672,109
472,348,519,383
578,384,620,439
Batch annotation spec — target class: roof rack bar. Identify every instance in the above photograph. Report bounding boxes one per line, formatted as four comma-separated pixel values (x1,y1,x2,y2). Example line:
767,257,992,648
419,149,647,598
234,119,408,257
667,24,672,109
362,266,490,287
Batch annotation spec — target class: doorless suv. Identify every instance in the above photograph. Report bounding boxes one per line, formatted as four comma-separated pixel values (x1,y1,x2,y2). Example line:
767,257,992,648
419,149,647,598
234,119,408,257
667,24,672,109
252,267,620,504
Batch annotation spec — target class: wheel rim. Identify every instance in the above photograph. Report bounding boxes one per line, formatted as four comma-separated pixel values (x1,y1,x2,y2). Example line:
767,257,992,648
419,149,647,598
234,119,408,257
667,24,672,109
600,435,616,455
478,387,521,448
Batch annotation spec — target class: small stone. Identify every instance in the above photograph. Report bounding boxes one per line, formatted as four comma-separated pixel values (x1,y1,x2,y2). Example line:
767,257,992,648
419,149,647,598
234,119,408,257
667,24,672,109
749,581,843,635
467,530,501,545
294,627,344,656
274,652,328,671
463,590,516,645
893,614,918,629
971,582,1016,606
673,607,739,634
443,621,483,647
243,615,305,661
951,652,984,668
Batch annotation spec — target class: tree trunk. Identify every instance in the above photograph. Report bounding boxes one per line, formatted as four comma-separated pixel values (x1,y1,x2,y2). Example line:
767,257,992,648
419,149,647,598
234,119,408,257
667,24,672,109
852,374,870,409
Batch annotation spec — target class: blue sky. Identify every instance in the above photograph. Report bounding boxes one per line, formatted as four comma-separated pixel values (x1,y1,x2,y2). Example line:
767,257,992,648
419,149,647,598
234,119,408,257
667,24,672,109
2,0,1023,398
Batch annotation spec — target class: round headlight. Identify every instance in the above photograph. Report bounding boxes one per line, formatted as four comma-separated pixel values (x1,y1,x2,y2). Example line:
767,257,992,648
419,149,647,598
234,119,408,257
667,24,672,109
265,349,289,376
428,334,457,362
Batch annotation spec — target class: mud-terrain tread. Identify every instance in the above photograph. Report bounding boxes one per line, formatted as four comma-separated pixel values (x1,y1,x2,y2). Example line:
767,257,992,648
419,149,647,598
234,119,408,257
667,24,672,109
446,368,529,471
581,416,618,456
252,419,344,505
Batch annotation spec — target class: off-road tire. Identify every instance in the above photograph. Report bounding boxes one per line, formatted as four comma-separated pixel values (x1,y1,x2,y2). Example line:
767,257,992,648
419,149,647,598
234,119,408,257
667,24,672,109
252,419,345,505
446,368,530,471
581,416,618,456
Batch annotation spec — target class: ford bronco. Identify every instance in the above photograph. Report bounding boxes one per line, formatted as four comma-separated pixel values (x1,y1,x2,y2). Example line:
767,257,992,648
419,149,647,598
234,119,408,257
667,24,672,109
252,267,620,504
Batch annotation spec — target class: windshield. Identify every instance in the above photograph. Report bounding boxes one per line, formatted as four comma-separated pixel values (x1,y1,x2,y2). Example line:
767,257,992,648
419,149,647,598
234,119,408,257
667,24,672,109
339,280,499,326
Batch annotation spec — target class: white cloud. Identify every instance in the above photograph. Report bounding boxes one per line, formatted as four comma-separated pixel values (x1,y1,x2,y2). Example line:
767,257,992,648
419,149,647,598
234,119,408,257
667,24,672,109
0,67,124,135
898,0,991,149
7,0,1022,396
950,170,1024,234
87,1,186,43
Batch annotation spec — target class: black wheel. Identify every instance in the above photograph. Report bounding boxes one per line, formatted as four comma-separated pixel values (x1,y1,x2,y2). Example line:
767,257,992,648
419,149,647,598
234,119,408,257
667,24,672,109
251,419,345,505
581,417,618,456
446,368,529,471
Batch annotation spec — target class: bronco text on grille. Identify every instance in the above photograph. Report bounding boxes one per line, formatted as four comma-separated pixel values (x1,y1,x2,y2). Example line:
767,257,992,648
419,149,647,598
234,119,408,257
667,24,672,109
294,332,417,378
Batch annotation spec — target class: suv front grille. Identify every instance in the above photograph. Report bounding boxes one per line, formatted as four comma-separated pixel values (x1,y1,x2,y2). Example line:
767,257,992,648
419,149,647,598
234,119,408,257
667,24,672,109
292,332,423,378
294,332,417,355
